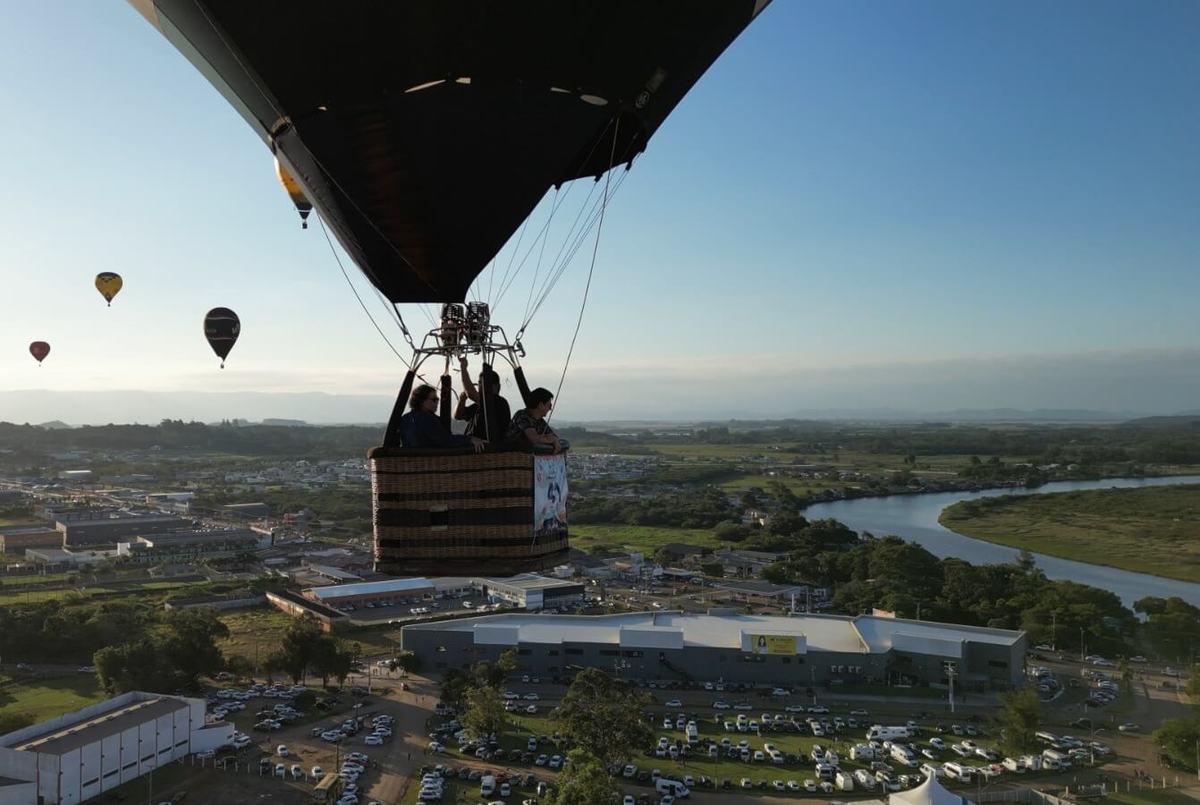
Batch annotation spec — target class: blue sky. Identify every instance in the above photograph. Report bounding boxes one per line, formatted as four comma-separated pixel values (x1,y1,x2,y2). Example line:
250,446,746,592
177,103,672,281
0,2,1197,421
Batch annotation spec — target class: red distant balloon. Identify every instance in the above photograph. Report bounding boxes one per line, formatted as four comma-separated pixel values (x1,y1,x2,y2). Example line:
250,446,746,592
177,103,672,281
29,341,51,365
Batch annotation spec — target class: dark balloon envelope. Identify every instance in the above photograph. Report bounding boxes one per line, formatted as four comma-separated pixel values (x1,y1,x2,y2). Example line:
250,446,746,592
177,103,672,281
29,341,51,364
128,0,771,303
203,308,240,367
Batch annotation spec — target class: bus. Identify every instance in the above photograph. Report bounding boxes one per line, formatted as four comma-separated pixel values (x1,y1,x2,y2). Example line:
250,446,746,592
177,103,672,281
312,773,342,803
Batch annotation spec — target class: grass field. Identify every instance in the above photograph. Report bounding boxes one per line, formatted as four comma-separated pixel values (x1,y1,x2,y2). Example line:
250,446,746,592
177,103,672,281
0,673,105,722
0,578,210,605
219,607,405,666
939,484,1200,582
570,524,719,555
1101,790,1200,805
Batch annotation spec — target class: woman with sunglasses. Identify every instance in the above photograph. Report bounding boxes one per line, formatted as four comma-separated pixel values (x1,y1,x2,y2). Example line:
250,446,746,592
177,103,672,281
399,384,486,452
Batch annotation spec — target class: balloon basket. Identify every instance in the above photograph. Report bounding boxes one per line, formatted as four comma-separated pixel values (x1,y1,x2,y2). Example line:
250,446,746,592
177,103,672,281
369,445,569,577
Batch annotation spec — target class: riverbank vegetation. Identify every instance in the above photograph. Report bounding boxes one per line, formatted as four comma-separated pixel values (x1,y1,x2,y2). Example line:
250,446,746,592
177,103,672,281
938,485,1200,582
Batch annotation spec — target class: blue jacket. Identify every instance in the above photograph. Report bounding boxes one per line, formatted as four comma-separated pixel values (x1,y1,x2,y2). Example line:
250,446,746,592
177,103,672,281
399,410,474,449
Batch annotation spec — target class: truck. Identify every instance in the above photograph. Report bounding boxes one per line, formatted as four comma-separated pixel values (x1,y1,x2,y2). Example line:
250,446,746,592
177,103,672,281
943,762,973,783
1042,749,1071,770
850,744,876,761
685,722,700,745
891,745,919,768
656,779,690,799
867,725,912,742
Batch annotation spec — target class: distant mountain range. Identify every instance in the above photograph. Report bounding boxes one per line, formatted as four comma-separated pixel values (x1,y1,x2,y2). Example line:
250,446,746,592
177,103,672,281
0,389,1186,427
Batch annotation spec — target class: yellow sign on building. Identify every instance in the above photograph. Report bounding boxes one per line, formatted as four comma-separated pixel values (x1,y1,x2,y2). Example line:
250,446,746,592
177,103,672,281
749,634,796,655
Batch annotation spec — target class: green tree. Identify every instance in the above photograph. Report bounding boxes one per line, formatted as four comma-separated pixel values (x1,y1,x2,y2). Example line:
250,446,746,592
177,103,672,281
699,562,725,578
462,685,508,740
439,668,472,710
159,609,229,690
1154,712,1200,770
395,650,422,674
1135,597,1200,662
554,668,653,768
95,638,169,693
271,616,323,683
0,713,35,733
1187,666,1200,699
995,688,1041,757
547,749,620,805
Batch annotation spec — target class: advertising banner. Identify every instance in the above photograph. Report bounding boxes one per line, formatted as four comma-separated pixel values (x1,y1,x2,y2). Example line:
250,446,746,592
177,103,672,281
749,634,797,655
533,454,568,542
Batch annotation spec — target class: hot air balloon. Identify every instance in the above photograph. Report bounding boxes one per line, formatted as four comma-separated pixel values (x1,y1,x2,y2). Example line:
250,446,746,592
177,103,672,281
29,341,50,365
127,1,770,303
95,272,124,306
129,1,770,575
274,157,313,228
203,308,240,368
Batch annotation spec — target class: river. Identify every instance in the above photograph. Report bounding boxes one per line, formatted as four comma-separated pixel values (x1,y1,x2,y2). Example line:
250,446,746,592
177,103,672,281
803,475,1200,609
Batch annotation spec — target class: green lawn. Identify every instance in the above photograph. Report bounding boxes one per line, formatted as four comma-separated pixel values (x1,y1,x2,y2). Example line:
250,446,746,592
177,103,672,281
1101,790,1200,805
0,673,105,722
570,524,719,555
219,607,405,666
939,484,1200,582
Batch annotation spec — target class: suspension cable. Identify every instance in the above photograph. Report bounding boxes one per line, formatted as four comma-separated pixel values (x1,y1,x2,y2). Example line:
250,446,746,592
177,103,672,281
549,119,620,422
318,216,408,362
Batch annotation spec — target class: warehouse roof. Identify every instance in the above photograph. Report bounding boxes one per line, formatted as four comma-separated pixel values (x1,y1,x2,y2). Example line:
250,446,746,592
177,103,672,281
405,611,1023,655
306,577,434,600
14,697,189,756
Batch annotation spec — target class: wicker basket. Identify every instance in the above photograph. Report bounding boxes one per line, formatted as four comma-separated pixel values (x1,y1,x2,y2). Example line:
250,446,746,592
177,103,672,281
369,446,570,577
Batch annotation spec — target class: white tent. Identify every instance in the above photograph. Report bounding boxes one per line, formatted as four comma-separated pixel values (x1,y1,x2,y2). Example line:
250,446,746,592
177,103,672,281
889,774,974,805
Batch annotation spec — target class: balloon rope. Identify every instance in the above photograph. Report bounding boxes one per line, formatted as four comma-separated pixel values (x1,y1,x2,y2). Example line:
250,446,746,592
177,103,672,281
549,118,620,423
318,216,408,362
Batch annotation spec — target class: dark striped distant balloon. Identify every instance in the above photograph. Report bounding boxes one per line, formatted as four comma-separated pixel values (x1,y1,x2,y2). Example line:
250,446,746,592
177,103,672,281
29,341,50,365
203,308,240,368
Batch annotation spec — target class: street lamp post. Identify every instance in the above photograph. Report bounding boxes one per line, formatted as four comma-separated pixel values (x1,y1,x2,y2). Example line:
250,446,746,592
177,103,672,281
944,661,958,714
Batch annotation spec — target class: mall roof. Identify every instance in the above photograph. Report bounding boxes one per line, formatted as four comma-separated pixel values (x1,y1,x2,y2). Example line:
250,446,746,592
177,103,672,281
405,611,1024,655
479,573,581,591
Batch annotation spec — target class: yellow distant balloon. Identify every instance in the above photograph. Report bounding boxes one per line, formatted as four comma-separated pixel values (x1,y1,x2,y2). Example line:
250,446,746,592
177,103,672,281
275,156,313,229
95,272,123,306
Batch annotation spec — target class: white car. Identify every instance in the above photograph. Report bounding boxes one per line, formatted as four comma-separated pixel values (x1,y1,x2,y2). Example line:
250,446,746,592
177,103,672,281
785,704,806,713
276,745,289,757
311,766,324,778
365,735,384,746
523,693,540,700
665,699,682,708
624,797,635,805
713,701,730,710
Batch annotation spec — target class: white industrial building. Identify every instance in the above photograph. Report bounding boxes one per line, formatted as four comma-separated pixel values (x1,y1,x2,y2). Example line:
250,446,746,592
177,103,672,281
0,691,232,805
